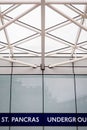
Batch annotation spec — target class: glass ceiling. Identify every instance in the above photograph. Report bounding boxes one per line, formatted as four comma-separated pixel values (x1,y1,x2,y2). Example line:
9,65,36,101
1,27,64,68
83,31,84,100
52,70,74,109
0,0,87,69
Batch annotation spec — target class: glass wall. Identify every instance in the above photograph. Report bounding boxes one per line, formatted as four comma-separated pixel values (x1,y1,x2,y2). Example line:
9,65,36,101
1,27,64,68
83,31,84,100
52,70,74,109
0,75,10,113
0,75,10,130
75,75,87,130
0,74,87,130
76,75,87,113
11,75,42,113
11,75,42,130
44,75,75,113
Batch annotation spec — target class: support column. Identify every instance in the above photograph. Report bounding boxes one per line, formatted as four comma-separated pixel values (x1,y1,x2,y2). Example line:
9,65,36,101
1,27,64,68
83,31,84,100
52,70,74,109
41,0,45,70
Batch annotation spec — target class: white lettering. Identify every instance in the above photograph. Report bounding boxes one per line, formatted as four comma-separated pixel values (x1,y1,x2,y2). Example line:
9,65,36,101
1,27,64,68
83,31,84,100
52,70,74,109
11,117,39,123
47,117,76,123
77,117,87,123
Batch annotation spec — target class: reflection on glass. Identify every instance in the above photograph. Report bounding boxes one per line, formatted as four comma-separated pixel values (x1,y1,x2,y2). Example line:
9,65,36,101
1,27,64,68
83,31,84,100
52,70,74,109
45,127,76,130
76,75,87,113
11,75,42,112
11,127,42,130
0,75,10,112
78,127,87,130
0,127,9,130
44,75,75,113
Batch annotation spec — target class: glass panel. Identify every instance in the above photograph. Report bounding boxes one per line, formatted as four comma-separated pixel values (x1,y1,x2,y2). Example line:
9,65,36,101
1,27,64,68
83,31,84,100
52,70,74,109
11,127,42,130
45,127,76,130
0,128,9,130
11,75,42,112
44,75,75,113
0,75,10,112
76,75,87,113
78,127,87,130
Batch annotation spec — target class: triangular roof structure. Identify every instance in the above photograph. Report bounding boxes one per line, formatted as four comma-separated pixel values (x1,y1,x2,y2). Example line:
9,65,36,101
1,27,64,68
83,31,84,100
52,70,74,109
0,0,87,70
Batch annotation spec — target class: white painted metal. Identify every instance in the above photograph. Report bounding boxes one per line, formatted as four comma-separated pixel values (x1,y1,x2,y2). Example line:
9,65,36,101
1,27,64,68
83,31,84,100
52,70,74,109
0,0,40,4
4,15,41,33
47,4,87,31
65,4,86,18
2,4,20,15
0,4,39,30
12,33,40,46
71,5,87,56
0,1,87,70
45,47,71,56
46,0,87,4
0,56,37,67
49,56,87,68
46,15,81,33
41,0,45,70
46,33,73,47
14,47,41,56
1,18,13,57
0,0,87,4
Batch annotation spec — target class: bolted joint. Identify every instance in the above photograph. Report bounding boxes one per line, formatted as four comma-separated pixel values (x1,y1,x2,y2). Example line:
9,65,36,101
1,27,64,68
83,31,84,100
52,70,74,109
40,64,45,70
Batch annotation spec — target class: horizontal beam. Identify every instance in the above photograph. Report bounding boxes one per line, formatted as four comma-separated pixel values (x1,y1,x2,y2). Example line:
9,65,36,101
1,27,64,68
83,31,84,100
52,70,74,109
49,56,87,68
0,0,87,4
0,56,37,68
47,0,87,4
0,0,40,4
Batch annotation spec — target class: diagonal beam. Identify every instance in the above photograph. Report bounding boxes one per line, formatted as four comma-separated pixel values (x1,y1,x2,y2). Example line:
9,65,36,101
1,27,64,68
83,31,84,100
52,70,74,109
4,15,41,33
65,4,85,17
46,15,81,33
71,5,87,56
47,4,87,31
2,4,21,15
46,33,74,47
0,4,39,30
11,33,40,46
45,46,71,56
1,17,13,57
49,56,87,68
0,41,7,46
14,46,41,56
78,41,87,46
0,47,7,52
0,56,37,68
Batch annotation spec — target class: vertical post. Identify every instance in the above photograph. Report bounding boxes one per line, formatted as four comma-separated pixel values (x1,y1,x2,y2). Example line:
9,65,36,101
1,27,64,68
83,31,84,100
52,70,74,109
41,0,45,70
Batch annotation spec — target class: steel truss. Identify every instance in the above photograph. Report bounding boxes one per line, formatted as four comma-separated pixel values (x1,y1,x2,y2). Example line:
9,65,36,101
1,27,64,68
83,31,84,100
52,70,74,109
0,0,87,69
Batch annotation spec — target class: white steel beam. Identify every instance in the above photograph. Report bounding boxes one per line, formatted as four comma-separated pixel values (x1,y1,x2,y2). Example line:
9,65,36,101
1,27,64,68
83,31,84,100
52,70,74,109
2,4,21,15
71,5,87,56
12,33,40,46
0,0,87,4
4,15,41,33
0,4,39,30
46,15,81,33
49,56,87,68
46,0,87,4
45,47,71,56
41,0,45,70
46,33,73,47
65,4,85,17
0,56,37,68
1,18,13,57
47,4,87,31
0,0,40,4
14,46,41,56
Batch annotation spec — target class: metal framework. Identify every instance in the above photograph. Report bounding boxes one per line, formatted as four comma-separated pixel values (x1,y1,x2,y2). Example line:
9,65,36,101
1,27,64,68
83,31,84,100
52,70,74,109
0,0,87,69
0,0,87,4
